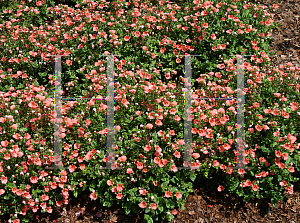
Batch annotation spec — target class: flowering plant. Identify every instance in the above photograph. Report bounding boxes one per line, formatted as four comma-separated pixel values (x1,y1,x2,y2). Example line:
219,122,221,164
0,0,300,222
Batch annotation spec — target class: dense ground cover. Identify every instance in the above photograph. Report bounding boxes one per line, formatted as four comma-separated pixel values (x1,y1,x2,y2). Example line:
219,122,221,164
0,0,300,221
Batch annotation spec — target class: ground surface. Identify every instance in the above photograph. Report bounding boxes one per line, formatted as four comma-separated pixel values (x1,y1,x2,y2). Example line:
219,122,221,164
1,0,300,222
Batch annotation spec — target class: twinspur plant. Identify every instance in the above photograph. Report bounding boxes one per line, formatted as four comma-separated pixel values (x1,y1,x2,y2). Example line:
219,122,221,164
0,0,300,222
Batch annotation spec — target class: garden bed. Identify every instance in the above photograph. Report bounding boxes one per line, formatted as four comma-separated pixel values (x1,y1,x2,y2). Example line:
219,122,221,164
0,0,300,222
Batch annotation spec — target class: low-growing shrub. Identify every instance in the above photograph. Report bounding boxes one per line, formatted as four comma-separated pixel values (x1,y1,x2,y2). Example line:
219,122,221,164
0,0,300,222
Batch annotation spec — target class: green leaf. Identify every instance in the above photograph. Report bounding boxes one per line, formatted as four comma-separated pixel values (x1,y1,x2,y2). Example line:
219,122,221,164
166,200,170,208
171,177,176,184
73,190,78,198
190,174,196,182
168,199,175,208
261,146,269,154
166,214,175,221
103,201,112,207
18,83,24,89
48,199,54,205
7,182,16,188
145,207,150,213
158,204,163,212
179,202,185,210
152,132,158,144
271,198,277,208
125,208,131,215
144,214,153,223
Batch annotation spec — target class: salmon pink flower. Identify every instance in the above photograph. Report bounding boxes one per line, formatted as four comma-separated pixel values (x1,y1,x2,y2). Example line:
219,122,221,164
217,185,224,192
282,153,288,160
36,1,43,6
107,179,114,186
274,93,281,98
255,125,262,131
118,155,127,162
201,22,208,28
211,34,217,40
157,130,165,137
286,185,294,194
50,182,57,190
171,165,178,172
172,209,177,215
32,206,39,213
275,150,282,158
4,154,10,160
164,191,172,198
139,201,147,208
252,184,259,191
42,194,49,201
126,168,134,174
139,189,147,195
136,162,143,170
288,133,297,144
169,108,177,115
192,153,200,159
150,203,157,210
259,157,266,163
163,101,170,107
134,31,141,37
1,140,8,147
213,160,220,167
66,59,72,65
116,184,124,192
174,115,181,122
30,176,38,184
90,192,97,200
116,193,123,199
288,167,295,173
0,189,5,195
79,164,85,170
175,192,182,199
241,180,251,187
47,206,53,213
11,124,18,130
238,169,245,175
280,180,287,187
174,151,181,158
177,139,184,146
16,189,24,196
1,176,7,184
146,123,153,129
155,119,163,126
